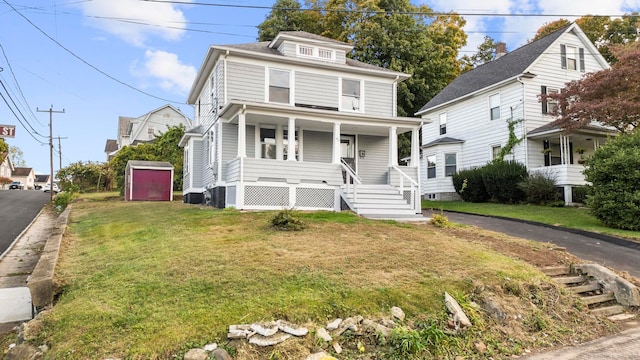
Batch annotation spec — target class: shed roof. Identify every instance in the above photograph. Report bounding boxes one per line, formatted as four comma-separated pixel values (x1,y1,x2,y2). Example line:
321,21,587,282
126,160,174,169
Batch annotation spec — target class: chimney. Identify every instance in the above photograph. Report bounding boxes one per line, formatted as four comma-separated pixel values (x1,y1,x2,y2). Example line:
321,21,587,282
495,42,507,59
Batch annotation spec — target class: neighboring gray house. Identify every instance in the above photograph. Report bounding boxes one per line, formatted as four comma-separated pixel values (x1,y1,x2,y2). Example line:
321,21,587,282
180,31,423,217
417,23,614,204
105,104,192,160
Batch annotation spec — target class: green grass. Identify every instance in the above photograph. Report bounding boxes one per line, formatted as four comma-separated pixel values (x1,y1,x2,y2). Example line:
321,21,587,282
422,200,640,241
17,194,615,359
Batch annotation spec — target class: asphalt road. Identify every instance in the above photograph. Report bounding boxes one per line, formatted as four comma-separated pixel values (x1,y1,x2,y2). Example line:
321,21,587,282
0,190,49,256
424,210,640,278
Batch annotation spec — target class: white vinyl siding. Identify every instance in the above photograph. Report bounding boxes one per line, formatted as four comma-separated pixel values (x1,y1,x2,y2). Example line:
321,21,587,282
364,81,393,116
226,61,264,103
302,130,332,163
357,135,388,184
295,72,339,109
221,122,238,181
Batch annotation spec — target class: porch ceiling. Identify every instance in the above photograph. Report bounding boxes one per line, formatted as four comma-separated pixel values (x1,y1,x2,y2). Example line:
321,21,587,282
220,100,423,136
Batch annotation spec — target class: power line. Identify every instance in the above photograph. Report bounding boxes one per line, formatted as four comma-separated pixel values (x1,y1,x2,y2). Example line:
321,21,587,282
0,79,47,138
0,88,46,145
2,0,184,105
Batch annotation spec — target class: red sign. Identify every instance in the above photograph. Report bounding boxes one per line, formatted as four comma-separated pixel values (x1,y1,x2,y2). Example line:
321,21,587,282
0,125,16,138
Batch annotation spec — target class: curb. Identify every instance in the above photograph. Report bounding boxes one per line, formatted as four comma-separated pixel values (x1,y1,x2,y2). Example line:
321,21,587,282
27,206,72,309
430,209,640,251
0,206,47,261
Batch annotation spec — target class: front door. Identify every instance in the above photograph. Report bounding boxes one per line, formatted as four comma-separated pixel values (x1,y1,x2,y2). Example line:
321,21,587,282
340,135,356,171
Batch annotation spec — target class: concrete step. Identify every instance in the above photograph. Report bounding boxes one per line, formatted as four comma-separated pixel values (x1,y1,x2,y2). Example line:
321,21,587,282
555,275,588,285
583,292,616,306
590,305,626,317
568,282,601,294
541,266,571,276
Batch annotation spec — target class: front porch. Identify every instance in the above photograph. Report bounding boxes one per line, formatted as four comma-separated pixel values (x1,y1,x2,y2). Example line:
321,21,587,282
216,101,423,215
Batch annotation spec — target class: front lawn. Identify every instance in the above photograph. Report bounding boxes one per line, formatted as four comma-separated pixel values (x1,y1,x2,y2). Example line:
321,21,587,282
10,195,619,359
422,200,640,241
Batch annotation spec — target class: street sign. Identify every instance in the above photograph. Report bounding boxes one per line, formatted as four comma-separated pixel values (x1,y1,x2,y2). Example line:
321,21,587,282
0,125,16,138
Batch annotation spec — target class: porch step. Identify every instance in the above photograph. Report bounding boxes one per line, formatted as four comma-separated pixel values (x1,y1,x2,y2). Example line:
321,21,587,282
341,184,419,219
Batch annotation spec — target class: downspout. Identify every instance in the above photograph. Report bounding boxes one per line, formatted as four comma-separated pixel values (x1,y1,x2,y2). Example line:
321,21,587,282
516,76,528,168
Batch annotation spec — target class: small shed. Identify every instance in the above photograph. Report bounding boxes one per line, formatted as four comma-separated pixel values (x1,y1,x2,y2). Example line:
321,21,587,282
125,160,174,201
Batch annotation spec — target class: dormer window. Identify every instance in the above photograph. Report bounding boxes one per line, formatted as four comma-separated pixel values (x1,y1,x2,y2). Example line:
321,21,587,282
296,45,335,61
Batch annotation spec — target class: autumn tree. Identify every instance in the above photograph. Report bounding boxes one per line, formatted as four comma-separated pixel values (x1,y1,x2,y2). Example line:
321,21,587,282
460,35,501,72
9,145,25,167
531,19,571,42
543,41,640,133
257,0,324,41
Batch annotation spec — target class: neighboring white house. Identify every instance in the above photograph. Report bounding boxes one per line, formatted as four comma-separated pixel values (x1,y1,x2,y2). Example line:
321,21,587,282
34,174,51,190
416,23,614,204
104,104,192,160
180,31,424,218
0,154,14,189
12,167,35,190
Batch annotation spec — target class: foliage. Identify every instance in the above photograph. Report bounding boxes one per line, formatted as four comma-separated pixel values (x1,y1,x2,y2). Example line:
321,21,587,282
429,213,451,228
482,160,528,204
583,130,640,230
452,167,488,203
518,171,559,205
53,191,75,213
543,41,640,133
57,161,112,193
0,139,7,162
388,326,426,358
532,14,640,63
571,185,591,204
271,208,307,230
108,125,185,194
257,0,468,158
497,118,524,160
0,176,11,185
460,35,501,71
8,145,25,167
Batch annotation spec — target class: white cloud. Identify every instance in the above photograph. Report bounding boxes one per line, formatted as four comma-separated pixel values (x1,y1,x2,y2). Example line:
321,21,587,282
139,50,196,94
79,0,188,47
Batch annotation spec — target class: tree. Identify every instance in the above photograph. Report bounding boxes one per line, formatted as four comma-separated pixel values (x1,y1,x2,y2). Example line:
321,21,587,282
108,125,185,193
543,41,640,133
531,19,571,42
460,35,501,71
0,139,8,163
8,145,25,167
56,161,112,193
583,129,640,230
257,0,324,41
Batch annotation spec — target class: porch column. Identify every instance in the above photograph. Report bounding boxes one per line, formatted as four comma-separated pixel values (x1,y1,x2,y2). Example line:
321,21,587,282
287,117,296,161
238,112,246,158
276,124,284,160
410,127,419,166
254,123,261,159
388,126,398,166
332,122,341,164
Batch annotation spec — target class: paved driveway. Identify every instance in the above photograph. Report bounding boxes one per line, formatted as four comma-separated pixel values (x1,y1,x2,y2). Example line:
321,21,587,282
424,210,640,278
0,190,49,256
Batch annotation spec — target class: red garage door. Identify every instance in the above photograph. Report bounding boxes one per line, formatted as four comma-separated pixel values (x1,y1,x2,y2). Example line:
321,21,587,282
131,169,172,201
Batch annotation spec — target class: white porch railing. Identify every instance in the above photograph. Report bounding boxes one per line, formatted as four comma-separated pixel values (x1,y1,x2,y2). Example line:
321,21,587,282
530,164,587,186
391,165,418,211
341,159,362,202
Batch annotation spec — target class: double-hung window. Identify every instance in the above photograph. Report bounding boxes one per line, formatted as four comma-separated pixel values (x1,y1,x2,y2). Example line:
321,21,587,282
342,79,361,111
269,69,290,104
561,44,585,72
445,153,457,176
426,155,436,179
439,113,447,135
489,94,500,120
260,128,277,159
541,86,559,114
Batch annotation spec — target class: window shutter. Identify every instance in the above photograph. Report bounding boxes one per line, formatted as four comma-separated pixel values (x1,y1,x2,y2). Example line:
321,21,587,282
579,48,585,72
541,86,548,114
560,44,567,69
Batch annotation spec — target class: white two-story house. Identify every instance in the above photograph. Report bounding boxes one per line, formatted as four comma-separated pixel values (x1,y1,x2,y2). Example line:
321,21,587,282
104,104,192,160
180,31,423,217
417,23,614,204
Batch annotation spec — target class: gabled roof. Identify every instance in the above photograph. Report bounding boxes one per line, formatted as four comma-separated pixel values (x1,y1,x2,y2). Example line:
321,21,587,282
0,152,13,172
35,174,50,183
417,24,573,115
527,119,618,137
421,137,465,148
104,139,118,152
13,167,33,176
118,116,134,137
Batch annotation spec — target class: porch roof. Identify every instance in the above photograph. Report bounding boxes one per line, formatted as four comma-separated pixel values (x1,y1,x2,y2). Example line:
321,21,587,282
421,137,465,148
219,100,426,136
527,120,618,139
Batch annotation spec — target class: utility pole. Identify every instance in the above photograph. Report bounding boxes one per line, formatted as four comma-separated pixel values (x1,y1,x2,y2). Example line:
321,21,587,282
54,136,68,170
37,106,65,202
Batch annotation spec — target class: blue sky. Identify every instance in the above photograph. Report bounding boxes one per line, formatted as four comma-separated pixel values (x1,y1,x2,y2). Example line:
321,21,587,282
1,0,639,175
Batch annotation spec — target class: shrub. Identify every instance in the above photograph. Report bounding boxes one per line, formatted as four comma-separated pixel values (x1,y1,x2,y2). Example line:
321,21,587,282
430,213,451,228
482,160,528,204
518,170,559,205
53,192,75,213
271,208,306,231
583,130,640,230
452,167,488,202
571,185,591,204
